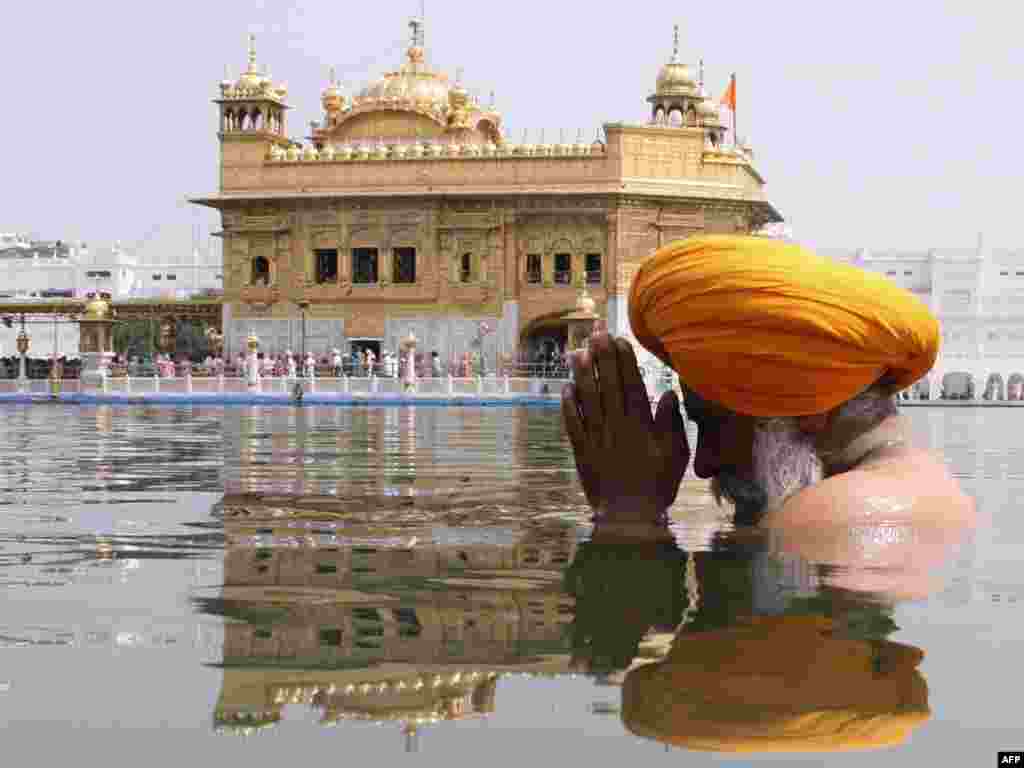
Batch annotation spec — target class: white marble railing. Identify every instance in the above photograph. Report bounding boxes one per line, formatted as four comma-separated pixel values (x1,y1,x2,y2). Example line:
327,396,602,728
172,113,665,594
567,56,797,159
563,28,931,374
0,375,578,397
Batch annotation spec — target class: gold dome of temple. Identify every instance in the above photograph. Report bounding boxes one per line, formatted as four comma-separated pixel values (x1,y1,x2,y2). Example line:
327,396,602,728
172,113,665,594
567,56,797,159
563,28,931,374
356,56,451,112
316,18,503,145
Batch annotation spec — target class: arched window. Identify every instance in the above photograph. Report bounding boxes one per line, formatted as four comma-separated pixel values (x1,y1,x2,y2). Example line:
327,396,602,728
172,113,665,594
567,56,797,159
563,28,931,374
251,256,270,286
668,108,683,127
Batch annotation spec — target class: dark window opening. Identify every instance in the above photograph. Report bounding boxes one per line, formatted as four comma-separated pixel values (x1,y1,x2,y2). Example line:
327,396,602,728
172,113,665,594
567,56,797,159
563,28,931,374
252,256,270,285
315,563,338,574
460,253,473,283
554,253,572,285
319,628,343,647
393,247,416,284
585,253,602,285
165,274,177,281
903,271,912,276
352,248,378,284
152,274,162,281
315,248,338,284
253,628,272,640
526,254,542,284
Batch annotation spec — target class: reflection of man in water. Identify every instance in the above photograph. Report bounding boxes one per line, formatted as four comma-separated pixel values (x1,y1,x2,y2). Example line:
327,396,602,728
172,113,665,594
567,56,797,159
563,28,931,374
563,236,973,528
616,526,934,753
563,526,687,677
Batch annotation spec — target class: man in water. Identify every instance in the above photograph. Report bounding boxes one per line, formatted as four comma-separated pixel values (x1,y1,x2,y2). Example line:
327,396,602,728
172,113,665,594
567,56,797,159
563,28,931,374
563,235,973,528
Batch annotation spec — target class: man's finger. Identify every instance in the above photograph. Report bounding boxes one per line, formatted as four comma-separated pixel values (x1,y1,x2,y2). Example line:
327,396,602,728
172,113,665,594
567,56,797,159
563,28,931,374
561,382,587,457
562,383,602,508
571,348,602,444
591,334,626,432
654,390,689,460
615,337,652,423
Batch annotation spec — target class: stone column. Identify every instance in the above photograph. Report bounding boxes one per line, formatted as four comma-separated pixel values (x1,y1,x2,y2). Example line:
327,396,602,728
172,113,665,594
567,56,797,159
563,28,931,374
16,330,29,393
245,333,260,391
79,314,116,394
542,251,554,287
158,317,178,359
400,330,418,394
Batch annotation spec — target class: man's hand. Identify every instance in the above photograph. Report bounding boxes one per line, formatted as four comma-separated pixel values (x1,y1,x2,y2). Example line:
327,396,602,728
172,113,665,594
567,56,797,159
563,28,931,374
562,334,690,522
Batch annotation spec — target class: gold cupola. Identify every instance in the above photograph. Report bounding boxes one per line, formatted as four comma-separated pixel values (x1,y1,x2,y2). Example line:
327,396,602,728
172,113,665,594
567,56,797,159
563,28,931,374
310,17,503,146
647,24,701,126
215,34,290,140
321,67,347,127
696,88,721,125
654,26,698,97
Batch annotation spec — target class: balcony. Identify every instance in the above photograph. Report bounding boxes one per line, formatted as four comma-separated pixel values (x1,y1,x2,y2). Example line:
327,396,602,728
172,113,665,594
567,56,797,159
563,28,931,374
238,284,282,306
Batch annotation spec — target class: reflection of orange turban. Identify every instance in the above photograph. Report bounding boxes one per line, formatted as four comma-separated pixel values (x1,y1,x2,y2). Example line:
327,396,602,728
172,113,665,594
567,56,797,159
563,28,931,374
628,236,940,416
621,615,930,753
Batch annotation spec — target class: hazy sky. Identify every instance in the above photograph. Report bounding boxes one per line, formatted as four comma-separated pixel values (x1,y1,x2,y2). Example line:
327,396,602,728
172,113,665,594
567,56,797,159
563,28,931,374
2,1,1020,261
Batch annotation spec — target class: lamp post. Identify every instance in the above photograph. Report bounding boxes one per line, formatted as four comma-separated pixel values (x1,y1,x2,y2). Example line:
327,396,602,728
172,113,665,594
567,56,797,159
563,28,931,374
15,315,29,392
245,331,260,391
293,300,310,401
476,320,493,376
565,287,601,368
400,329,418,393
77,294,118,392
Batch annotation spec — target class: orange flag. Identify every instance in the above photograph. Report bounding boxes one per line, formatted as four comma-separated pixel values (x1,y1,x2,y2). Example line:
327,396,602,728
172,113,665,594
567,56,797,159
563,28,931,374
720,75,736,110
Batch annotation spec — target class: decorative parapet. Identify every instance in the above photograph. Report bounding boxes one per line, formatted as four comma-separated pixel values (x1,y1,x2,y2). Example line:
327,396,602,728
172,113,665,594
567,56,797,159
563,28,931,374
268,140,607,164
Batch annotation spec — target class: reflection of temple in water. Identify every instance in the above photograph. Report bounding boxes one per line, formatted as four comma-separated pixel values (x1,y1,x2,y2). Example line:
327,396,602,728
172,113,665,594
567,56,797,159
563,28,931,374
205,494,582,740
221,406,565,515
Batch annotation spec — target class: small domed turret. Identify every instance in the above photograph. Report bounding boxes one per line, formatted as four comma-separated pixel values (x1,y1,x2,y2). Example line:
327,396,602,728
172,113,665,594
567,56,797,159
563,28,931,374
647,24,702,125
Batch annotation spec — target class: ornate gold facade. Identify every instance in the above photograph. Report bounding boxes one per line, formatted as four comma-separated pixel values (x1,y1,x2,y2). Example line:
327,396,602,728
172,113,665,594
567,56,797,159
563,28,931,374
192,20,782,362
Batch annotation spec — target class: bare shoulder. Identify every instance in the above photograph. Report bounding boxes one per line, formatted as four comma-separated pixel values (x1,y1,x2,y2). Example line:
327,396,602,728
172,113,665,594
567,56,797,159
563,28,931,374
764,448,976,530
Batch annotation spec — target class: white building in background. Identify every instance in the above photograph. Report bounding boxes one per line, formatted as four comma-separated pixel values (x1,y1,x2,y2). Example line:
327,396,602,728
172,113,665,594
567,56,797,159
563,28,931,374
821,247,1024,399
0,235,223,358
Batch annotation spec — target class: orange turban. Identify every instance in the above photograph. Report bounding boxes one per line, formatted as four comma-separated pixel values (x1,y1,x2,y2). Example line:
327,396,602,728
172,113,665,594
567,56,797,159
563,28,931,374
621,615,930,753
628,236,940,417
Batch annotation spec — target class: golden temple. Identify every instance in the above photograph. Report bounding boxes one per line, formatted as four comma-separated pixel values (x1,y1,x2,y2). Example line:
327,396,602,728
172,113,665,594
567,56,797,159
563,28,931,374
191,18,781,365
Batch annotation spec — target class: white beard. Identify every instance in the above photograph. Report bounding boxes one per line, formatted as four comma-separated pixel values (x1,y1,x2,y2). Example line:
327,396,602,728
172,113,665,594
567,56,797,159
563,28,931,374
751,418,825,510
712,418,825,524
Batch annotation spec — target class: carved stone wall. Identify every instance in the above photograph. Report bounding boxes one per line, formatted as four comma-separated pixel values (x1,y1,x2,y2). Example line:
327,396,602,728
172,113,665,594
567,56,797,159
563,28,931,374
217,193,761,359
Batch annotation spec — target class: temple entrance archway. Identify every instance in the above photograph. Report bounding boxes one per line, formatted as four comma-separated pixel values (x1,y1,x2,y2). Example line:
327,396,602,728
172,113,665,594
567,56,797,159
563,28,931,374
941,371,975,400
519,313,569,373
